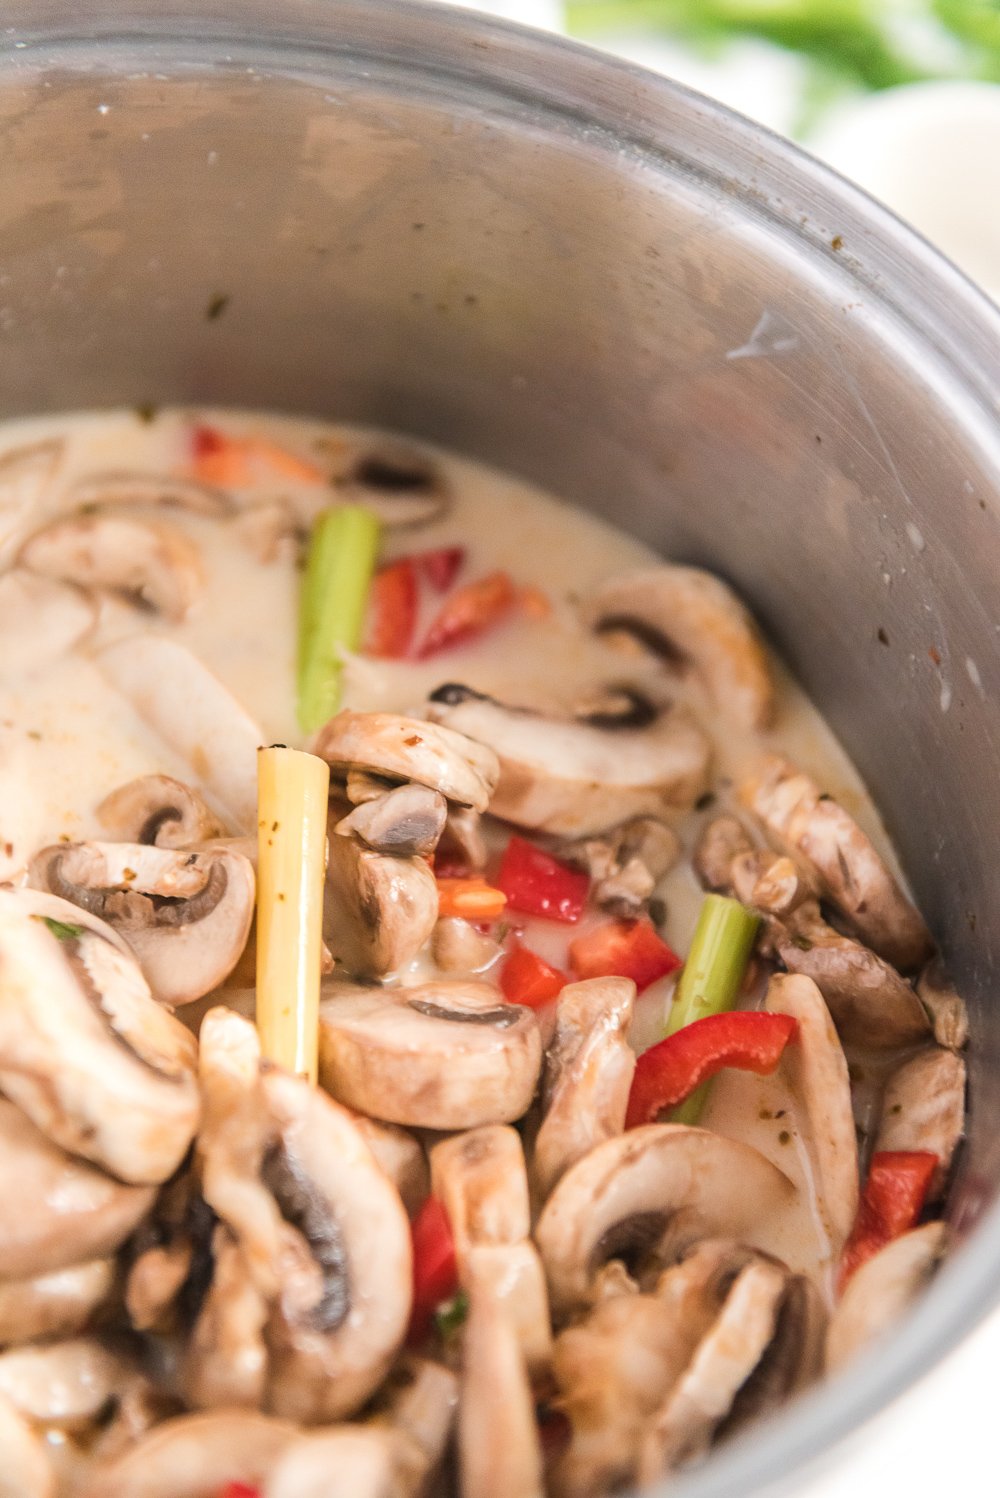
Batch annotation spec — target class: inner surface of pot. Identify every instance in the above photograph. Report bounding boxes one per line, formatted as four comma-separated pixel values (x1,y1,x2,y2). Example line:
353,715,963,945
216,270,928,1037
2,3,1000,1493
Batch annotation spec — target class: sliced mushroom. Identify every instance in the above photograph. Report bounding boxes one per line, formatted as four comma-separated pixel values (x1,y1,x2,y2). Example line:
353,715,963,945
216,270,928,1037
0,1393,54,1498
458,1249,544,1498
19,512,203,620
265,1428,401,1498
372,1357,459,1494
0,570,96,674
335,783,448,857
79,1410,300,1498
98,774,227,849
183,1224,270,1410
0,437,63,567
534,1124,800,1319
443,804,489,871
765,974,859,1254
431,917,502,975
533,977,636,1199
875,1048,966,1200
29,840,255,1008
314,710,499,813
826,1221,947,1371
430,1127,551,1374
0,1336,126,1429
318,979,542,1130
351,1116,429,1220
559,818,680,918
335,443,451,527
0,889,200,1185
97,636,263,832
917,959,970,1051
740,757,933,970
0,1257,114,1345
324,833,438,980
0,1099,153,1278
425,684,711,837
582,564,775,730
69,469,234,517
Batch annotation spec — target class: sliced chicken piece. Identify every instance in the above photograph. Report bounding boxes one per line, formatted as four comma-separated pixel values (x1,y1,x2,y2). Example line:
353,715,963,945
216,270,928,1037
875,1048,965,1200
827,1222,947,1371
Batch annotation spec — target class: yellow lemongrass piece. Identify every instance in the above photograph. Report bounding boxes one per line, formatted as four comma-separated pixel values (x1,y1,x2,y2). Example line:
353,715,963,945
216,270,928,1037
256,745,330,1082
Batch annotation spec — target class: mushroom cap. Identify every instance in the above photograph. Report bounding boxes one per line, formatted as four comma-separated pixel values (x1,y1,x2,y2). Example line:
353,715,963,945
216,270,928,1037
534,1124,800,1319
582,564,776,731
425,685,710,837
68,469,235,517
0,1258,114,1345
97,774,227,849
324,835,439,980
826,1221,947,1372
334,441,451,527
318,980,542,1130
0,1393,54,1498
18,512,203,621
313,710,499,813
0,570,96,674
335,782,448,857
78,1410,300,1498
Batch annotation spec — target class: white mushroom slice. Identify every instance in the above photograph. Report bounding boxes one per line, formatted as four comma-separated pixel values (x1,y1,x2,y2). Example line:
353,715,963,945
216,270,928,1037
535,1125,799,1319
560,818,681,918
0,571,96,674
69,469,234,516
378,1358,459,1483
351,1115,429,1219
583,564,775,730
335,443,451,527
19,512,203,621
324,835,439,979
0,1258,113,1344
97,636,263,831
875,1048,966,1199
0,1393,54,1498
0,1099,153,1278
0,438,63,567
459,1251,544,1498
0,1337,125,1429
431,1127,551,1373
335,783,448,857
79,1410,299,1498
425,684,711,837
444,805,488,871
0,889,200,1185
30,840,256,1008
766,974,859,1252
266,1428,401,1498
917,959,970,1051
694,815,757,894
534,977,636,1199
740,757,932,970
826,1221,947,1371
97,774,227,848
183,1225,269,1410
314,710,499,813
318,980,542,1130
431,917,502,975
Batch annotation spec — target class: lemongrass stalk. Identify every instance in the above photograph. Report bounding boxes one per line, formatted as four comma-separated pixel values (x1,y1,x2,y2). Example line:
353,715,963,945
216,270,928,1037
297,504,380,734
256,745,330,1081
667,893,760,1124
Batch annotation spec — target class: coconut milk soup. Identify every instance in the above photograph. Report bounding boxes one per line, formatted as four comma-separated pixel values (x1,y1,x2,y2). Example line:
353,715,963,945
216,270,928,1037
0,409,965,1497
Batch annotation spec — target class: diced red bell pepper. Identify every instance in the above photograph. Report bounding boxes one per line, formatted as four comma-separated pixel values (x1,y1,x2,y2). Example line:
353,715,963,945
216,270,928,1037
418,545,466,592
192,425,323,487
497,836,589,924
364,558,419,658
625,1011,798,1128
217,1484,261,1498
408,1196,458,1344
569,918,682,992
416,570,515,657
500,944,569,1008
840,1150,938,1288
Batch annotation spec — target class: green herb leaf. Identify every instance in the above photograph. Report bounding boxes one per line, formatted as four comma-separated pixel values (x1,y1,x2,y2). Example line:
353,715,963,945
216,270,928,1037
39,915,85,941
434,1290,469,1341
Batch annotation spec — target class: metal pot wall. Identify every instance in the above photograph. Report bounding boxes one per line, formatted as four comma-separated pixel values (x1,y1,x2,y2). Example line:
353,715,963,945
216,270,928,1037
2,3,1000,1492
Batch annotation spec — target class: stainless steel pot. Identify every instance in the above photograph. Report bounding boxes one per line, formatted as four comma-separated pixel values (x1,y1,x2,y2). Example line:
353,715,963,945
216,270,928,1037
2,3,999,1492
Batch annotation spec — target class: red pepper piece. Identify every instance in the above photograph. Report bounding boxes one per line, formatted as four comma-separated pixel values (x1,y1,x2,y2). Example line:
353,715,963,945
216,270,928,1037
500,944,569,1008
217,1484,261,1498
407,1196,458,1344
625,1011,798,1128
418,545,465,592
497,836,589,924
416,570,515,657
365,558,419,658
840,1150,938,1287
569,918,682,992
192,425,323,487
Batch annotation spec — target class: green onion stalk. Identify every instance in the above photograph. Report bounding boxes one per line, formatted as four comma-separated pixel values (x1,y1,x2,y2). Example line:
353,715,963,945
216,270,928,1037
297,505,381,735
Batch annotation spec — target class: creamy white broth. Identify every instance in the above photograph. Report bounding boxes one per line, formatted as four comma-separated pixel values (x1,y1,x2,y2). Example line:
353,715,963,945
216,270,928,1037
0,407,928,1488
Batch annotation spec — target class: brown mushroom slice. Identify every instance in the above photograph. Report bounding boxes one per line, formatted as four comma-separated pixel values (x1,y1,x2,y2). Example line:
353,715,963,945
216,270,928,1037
875,1048,966,1200
0,889,200,1185
335,783,448,857
351,1116,429,1219
534,977,636,1200
430,1127,551,1374
0,1099,153,1278
459,1249,544,1498
79,1410,300,1498
19,512,203,621
335,443,451,527
0,1394,54,1498
0,1258,114,1344
97,774,227,849
69,469,234,517
314,710,499,813
0,1337,126,1430
693,814,757,894
324,834,439,980
826,1221,947,1372
97,636,263,832
582,564,776,730
431,917,502,975
318,980,542,1130
29,840,255,1008
559,818,680,919
766,974,859,1252
0,570,96,673
425,684,711,837
740,757,932,970
534,1124,799,1319
917,959,970,1051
